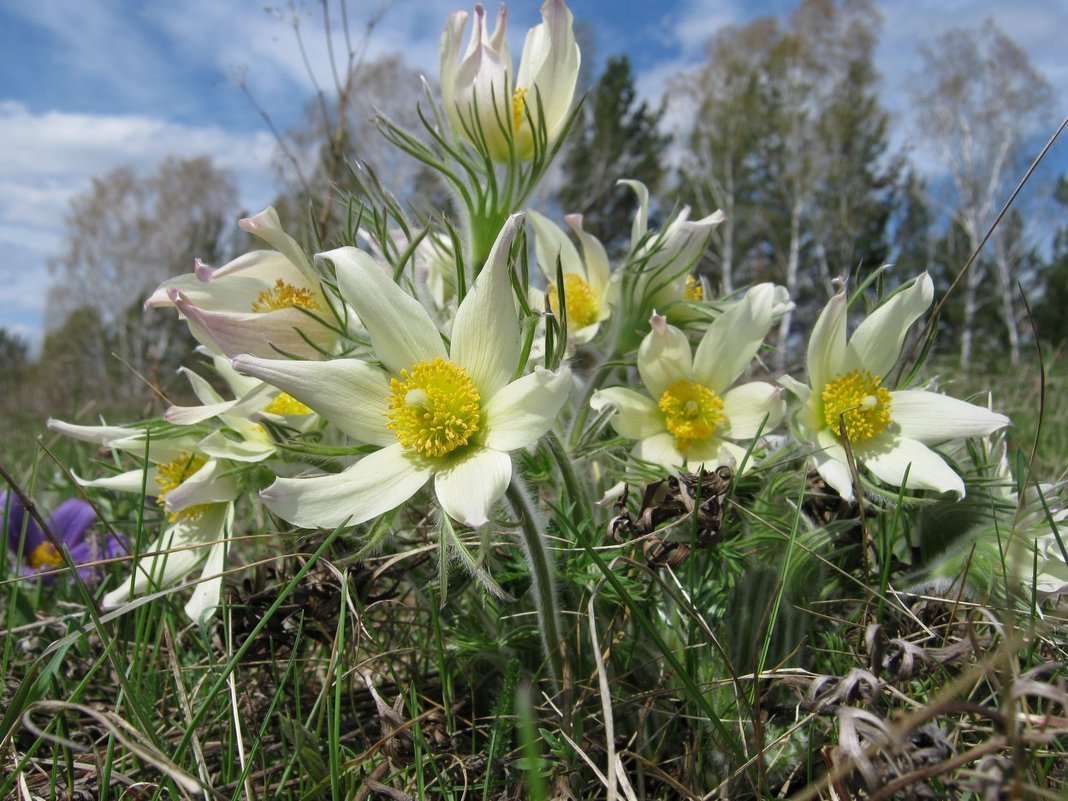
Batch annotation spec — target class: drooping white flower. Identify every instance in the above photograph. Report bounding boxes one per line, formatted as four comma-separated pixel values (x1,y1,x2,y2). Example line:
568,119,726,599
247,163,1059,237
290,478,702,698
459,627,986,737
591,284,786,472
234,215,571,530
440,0,580,162
780,273,1010,501
146,207,341,360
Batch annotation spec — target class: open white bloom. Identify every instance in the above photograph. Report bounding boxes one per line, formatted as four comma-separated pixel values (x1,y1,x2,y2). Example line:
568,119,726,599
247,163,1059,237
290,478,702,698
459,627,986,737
591,284,786,472
234,215,571,530
45,419,239,624
440,0,580,161
146,207,340,360
780,273,1009,501
528,210,615,344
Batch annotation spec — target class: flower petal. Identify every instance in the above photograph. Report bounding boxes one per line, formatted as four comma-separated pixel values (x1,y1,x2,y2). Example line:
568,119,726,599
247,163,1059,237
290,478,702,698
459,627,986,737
812,448,856,501
856,434,965,497
49,499,97,548
451,214,523,398
694,283,779,391
326,246,447,374
260,444,433,529
483,366,572,451
75,467,159,494
807,291,848,391
164,459,238,513
566,214,611,294
619,179,650,246
434,448,512,528
846,273,933,378
590,387,664,440
890,390,1010,444
721,382,785,439
637,317,692,399
530,210,583,282
633,431,684,471
233,355,394,445
184,536,229,625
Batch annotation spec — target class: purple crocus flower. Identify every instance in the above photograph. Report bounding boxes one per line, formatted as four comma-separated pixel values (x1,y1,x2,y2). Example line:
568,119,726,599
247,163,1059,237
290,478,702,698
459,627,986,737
2,490,123,580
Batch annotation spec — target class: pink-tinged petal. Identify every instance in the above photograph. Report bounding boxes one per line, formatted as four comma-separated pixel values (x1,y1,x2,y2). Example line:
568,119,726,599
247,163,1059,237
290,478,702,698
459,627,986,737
856,434,965,497
846,273,933,378
483,366,571,451
637,316,692,399
633,431,684,471
721,382,785,439
233,354,394,445
694,283,779,392
890,389,1010,444
260,444,433,529
172,292,334,360
164,460,238,513
807,291,848,391
239,207,314,276
325,246,446,374
434,448,512,528
516,0,580,142
589,387,664,440
451,214,523,398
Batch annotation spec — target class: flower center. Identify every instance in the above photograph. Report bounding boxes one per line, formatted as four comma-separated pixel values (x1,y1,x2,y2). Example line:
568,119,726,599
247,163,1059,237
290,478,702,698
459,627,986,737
155,452,208,522
512,86,529,131
548,273,599,329
27,541,63,569
386,358,481,458
262,392,313,415
658,380,725,452
685,275,703,301
251,279,322,313
821,369,893,444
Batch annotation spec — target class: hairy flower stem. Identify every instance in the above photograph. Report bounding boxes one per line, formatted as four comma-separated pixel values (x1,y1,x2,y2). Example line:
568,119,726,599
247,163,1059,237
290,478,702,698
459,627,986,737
545,430,589,521
506,477,567,698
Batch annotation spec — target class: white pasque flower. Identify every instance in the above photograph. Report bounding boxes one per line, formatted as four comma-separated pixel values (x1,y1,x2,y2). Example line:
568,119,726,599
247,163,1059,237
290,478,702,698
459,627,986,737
45,419,238,624
233,215,571,530
591,283,786,471
528,210,615,345
146,206,340,360
440,0,580,161
780,273,1010,501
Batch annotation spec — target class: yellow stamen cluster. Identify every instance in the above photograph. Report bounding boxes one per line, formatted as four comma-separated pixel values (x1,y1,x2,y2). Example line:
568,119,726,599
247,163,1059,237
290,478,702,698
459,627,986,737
821,369,893,444
512,86,529,131
684,275,703,301
658,379,725,452
251,279,322,313
28,541,63,570
548,273,599,329
386,358,481,458
263,392,313,415
155,452,209,522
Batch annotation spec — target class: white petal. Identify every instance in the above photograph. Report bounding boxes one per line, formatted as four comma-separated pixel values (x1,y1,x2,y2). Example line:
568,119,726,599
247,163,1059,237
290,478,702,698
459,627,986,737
515,0,579,141
183,506,233,625
690,439,750,473
637,320,692,399
233,355,394,445
856,434,965,497
619,179,650,246
434,448,512,528
75,467,158,493
178,366,225,407
260,444,433,529
721,382,785,439
166,399,239,426
891,390,1010,444
451,215,523,398
172,297,335,361
197,430,275,463
238,206,314,276
694,283,779,391
483,366,572,451
633,431,684,471
778,374,811,405
325,246,447,374
529,210,583,282
590,387,664,440
164,459,238,512
566,214,611,294
812,449,856,501
846,273,933,378
807,292,848,392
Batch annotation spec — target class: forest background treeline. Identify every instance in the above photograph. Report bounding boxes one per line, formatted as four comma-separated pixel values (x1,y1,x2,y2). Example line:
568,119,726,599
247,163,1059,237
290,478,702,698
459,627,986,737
3,0,1065,453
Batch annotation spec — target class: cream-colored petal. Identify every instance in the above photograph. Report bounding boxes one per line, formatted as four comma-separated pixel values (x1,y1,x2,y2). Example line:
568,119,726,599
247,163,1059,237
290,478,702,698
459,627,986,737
846,273,933,378
566,214,611,294
633,431,684,471
590,387,664,440
529,210,584,282
173,297,335,361
260,444,433,529
197,430,275,463
807,292,848,392
690,439,750,473
619,179,650,246
812,449,856,502
637,318,692,399
75,467,159,494
434,448,512,528
694,283,779,391
483,366,571,451
515,0,580,143
856,434,965,497
778,374,811,405
720,382,785,439
239,207,314,277
183,510,232,625
325,246,447,374
164,459,238,512
451,215,523,398
890,390,1010,444
233,355,394,446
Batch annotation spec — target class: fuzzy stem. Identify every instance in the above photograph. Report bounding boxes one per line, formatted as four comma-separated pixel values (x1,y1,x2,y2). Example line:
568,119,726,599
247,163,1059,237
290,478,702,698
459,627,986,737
506,477,565,693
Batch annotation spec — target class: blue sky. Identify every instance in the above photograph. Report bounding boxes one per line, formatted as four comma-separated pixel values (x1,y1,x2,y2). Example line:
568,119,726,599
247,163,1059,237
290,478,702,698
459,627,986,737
1,0,1066,351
